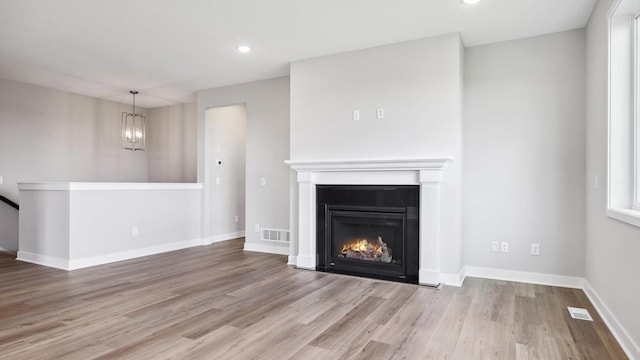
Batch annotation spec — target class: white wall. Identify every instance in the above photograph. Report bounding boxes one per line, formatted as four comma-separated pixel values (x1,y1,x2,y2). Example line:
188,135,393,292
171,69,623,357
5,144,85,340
205,105,246,238
0,78,149,252
585,0,640,356
197,77,290,253
463,30,586,277
18,183,201,269
148,103,197,182
69,188,201,261
289,34,464,274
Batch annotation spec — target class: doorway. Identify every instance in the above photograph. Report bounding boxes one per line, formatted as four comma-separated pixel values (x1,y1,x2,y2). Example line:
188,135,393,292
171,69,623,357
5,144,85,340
205,104,247,239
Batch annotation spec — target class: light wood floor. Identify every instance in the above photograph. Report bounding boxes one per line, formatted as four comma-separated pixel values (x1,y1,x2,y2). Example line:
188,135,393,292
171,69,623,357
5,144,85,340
0,239,627,359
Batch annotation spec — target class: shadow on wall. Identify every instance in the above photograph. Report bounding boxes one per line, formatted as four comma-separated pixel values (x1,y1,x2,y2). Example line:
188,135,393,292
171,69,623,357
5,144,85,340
0,204,19,252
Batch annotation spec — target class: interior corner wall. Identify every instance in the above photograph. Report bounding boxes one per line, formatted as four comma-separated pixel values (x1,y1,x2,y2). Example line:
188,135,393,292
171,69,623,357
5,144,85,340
585,0,640,355
147,102,197,182
289,34,464,275
0,78,149,252
463,29,586,277
196,77,290,252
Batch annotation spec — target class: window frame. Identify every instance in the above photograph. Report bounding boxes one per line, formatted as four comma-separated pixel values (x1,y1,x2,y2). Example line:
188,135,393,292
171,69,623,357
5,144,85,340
634,13,640,210
607,0,640,228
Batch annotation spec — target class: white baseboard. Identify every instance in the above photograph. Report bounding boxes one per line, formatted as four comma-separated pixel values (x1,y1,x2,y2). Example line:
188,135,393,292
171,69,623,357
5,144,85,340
464,266,584,289
243,242,289,256
202,231,245,245
419,269,443,287
584,280,639,360
441,267,466,287
287,255,297,266
17,251,70,270
68,238,204,270
18,238,204,270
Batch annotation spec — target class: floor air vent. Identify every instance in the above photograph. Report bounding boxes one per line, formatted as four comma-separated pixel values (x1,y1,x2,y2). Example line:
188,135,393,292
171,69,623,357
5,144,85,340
567,307,593,321
261,228,290,243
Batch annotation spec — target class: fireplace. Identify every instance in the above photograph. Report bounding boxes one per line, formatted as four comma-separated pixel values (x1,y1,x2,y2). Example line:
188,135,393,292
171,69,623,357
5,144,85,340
285,157,452,287
316,185,419,284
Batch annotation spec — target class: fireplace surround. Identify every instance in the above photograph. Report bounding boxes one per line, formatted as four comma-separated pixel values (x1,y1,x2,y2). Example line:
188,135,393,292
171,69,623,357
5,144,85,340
285,158,452,287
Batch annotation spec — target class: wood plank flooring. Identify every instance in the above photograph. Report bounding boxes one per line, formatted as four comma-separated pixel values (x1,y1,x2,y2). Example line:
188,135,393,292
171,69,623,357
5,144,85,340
0,239,627,359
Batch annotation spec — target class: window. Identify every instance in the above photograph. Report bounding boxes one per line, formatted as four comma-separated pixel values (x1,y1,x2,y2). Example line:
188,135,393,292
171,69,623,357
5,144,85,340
635,14,640,210
608,0,640,227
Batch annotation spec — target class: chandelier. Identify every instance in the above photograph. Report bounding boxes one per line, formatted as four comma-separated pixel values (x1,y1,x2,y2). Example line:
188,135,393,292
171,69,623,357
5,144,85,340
121,90,146,151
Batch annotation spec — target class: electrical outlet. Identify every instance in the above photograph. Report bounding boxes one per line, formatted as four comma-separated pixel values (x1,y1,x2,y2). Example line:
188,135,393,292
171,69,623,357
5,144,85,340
500,241,509,253
491,241,499,252
260,177,266,186
352,110,360,121
132,226,139,236
235,215,239,223
255,224,260,233
0,175,3,185
531,243,540,256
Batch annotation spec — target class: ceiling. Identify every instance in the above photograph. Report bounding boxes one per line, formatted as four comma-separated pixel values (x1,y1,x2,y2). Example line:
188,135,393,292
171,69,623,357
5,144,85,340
0,0,597,108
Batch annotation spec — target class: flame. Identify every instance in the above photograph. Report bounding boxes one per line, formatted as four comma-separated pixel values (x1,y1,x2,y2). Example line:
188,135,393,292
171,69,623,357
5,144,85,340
340,238,383,255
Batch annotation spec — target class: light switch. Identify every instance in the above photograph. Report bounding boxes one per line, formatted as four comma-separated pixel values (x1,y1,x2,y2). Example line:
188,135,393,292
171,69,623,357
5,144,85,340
352,110,360,121
260,177,266,186
376,108,384,119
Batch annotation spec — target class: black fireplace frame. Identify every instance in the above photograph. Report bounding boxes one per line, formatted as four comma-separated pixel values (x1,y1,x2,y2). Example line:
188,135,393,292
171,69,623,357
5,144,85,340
316,185,419,284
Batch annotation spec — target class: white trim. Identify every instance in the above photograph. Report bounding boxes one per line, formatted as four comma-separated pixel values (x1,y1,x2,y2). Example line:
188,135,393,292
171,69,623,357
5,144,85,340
419,269,442,287
17,238,204,270
287,157,451,287
441,267,466,287
17,251,70,270
607,208,640,227
67,238,204,270
202,231,245,245
17,182,203,191
287,255,297,266
285,158,452,172
464,266,584,289
634,13,640,210
608,1,640,229
243,242,290,256
584,280,640,359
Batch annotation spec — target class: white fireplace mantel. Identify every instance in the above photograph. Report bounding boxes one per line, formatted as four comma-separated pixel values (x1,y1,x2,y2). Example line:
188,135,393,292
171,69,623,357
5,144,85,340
286,157,452,287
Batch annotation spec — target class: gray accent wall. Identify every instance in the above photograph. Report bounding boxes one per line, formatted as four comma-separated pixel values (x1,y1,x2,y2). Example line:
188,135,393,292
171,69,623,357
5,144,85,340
290,34,464,275
463,30,587,277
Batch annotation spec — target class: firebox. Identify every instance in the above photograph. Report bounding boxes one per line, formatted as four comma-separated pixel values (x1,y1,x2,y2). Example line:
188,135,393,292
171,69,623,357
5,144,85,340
316,185,419,284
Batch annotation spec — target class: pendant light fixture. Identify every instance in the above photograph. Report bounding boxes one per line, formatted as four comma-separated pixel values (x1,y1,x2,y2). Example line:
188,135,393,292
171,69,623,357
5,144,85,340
121,90,146,151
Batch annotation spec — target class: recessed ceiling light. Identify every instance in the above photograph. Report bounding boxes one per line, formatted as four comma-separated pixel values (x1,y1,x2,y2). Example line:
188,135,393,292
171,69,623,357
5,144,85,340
463,0,480,4
237,45,252,54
